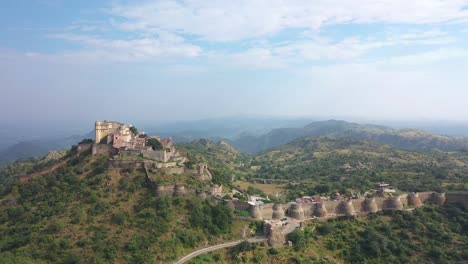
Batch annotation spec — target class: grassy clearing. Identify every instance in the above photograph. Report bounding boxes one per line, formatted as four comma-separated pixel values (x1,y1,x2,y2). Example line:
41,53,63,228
235,181,285,196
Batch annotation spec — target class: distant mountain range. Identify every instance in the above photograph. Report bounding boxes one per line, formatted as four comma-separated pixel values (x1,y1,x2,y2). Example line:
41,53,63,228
2,119,468,163
0,131,94,163
229,120,468,153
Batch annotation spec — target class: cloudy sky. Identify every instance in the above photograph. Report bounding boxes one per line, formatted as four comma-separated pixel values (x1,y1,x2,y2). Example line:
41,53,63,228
2,0,468,131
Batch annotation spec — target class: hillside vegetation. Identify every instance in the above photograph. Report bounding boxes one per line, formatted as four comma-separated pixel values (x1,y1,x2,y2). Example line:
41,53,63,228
192,204,468,264
0,149,245,263
177,139,251,184
230,120,468,154
248,137,468,197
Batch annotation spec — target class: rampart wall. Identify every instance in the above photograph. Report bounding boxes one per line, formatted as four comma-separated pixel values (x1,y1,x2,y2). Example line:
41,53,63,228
92,144,118,156
241,191,467,220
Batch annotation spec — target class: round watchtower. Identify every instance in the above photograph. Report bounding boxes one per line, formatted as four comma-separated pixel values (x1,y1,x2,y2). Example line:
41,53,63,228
289,203,305,219
407,192,423,208
385,196,403,210
363,198,378,213
250,205,263,220
313,203,328,218
337,200,356,216
272,204,285,219
432,192,446,205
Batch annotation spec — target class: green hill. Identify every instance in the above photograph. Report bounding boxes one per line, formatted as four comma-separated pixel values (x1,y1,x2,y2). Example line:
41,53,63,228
0,138,467,263
230,120,468,153
0,145,246,263
249,137,468,196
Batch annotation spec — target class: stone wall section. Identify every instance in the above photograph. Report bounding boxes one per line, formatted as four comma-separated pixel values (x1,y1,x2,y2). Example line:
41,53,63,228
241,191,468,220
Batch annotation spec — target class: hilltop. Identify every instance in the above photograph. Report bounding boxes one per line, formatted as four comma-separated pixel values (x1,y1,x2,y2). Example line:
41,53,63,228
0,141,249,263
230,120,468,153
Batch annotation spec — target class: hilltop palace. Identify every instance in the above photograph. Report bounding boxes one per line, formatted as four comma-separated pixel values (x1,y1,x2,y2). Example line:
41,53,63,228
93,120,180,163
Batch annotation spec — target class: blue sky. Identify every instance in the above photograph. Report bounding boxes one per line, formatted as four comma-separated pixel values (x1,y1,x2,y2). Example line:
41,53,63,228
2,0,468,131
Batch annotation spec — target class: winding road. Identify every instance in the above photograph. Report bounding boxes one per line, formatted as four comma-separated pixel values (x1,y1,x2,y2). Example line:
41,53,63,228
174,218,302,264
173,237,267,264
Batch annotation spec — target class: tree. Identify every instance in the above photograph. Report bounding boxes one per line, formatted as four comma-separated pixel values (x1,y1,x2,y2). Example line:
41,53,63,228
129,126,138,135
147,138,163,150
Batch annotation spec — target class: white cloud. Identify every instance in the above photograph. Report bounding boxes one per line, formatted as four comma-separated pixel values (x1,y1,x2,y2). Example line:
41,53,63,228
47,33,201,62
210,30,458,69
109,0,468,41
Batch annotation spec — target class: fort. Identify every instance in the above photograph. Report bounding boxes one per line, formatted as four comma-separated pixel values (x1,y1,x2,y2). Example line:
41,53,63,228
92,120,179,163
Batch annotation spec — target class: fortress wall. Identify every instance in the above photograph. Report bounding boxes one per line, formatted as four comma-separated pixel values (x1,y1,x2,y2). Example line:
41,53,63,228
302,202,313,217
272,204,285,219
154,184,195,197
362,198,379,213
250,205,263,220
381,197,403,210
109,160,146,169
313,203,328,217
445,192,468,205
92,144,117,156
233,201,251,211
260,204,274,220
141,150,167,162
77,143,93,154
418,192,434,204
160,167,185,175
323,200,341,215
351,198,365,212
289,203,305,219
407,193,423,208
246,192,466,220
399,194,409,207
336,201,356,215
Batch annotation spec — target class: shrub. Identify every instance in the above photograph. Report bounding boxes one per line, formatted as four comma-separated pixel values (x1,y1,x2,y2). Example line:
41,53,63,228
111,212,126,225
